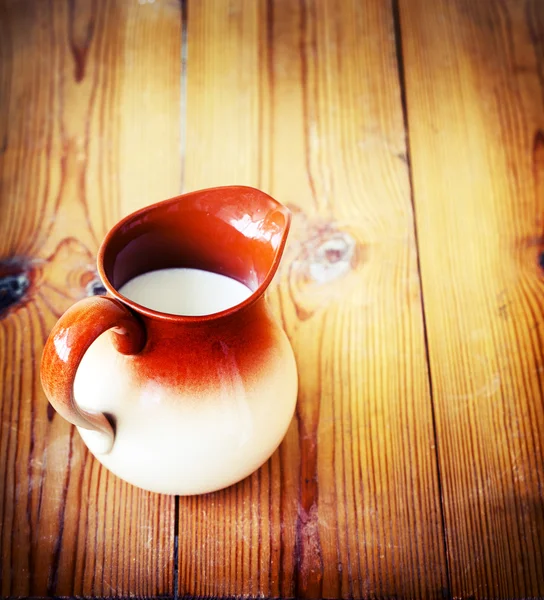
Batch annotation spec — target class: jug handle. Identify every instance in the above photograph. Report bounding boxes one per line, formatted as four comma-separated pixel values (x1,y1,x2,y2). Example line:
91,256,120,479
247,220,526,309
40,296,146,454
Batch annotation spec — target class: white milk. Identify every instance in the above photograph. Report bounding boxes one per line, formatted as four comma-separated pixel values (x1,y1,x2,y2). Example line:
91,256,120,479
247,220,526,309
118,268,253,316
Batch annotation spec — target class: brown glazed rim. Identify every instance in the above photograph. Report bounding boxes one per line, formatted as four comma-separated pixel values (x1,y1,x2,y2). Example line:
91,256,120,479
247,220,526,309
97,186,292,324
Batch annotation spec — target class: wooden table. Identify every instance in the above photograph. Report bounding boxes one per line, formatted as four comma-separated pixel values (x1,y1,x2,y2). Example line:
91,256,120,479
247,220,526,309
1,1,543,598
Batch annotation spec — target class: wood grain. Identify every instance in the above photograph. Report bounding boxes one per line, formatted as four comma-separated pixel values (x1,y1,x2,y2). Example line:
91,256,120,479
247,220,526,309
3,0,541,598
0,0,181,595
178,1,447,597
400,0,544,597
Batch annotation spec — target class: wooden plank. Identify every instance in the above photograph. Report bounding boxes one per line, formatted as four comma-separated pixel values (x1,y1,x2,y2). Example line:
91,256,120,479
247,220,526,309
0,0,181,595
399,0,544,597
179,0,448,597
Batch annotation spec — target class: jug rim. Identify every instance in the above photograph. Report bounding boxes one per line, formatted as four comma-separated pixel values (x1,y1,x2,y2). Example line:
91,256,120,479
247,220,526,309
97,185,291,323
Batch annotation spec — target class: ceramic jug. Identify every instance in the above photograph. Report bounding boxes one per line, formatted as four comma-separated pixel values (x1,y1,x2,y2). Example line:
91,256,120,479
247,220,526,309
41,186,298,495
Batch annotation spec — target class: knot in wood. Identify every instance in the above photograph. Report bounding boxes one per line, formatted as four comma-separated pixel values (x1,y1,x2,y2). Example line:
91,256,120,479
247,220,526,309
308,231,356,284
86,277,106,296
0,258,31,318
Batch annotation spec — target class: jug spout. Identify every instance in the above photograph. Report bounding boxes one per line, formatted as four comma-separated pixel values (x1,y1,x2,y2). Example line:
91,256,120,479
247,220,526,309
214,186,292,291
98,186,291,318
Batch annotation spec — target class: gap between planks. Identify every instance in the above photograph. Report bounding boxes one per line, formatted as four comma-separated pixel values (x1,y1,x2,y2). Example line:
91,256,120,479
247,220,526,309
174,0,189,597
390,0,453,597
